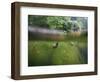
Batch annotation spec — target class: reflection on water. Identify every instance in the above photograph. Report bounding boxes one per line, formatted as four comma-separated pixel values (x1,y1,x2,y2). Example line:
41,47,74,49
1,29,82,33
77,45,88,64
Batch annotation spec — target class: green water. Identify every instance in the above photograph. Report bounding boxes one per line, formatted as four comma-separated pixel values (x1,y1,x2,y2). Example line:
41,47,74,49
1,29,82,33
28,38,87,66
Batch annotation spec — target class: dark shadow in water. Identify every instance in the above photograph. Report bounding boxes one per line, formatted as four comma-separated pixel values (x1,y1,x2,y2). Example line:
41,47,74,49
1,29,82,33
77,46,88,64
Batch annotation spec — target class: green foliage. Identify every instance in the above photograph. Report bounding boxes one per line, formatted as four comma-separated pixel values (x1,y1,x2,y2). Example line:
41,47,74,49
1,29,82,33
77,17,88,29
28,15,71,30
28,15,49,28
46,16,70,30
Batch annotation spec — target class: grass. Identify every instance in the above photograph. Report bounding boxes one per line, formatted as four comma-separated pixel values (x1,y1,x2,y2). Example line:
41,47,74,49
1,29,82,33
28,36,87,66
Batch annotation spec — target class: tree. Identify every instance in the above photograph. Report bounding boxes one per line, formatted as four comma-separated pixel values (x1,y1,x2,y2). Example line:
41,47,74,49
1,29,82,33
28,15,72,31
28,15,49,28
